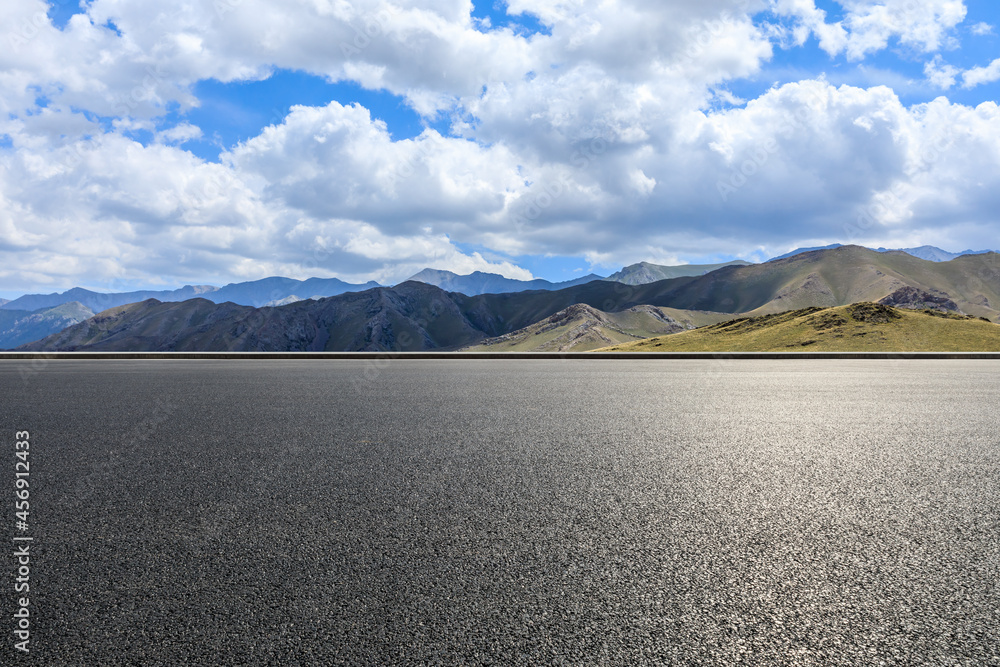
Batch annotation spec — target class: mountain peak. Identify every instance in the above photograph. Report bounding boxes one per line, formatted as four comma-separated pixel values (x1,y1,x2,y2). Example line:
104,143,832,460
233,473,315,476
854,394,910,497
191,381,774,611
604,260,752,285
404,269,604,296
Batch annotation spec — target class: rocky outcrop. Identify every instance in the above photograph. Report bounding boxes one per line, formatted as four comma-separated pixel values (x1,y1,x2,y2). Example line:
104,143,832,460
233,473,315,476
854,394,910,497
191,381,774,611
848,302,902,324
878,286,961,313
470,304,691,352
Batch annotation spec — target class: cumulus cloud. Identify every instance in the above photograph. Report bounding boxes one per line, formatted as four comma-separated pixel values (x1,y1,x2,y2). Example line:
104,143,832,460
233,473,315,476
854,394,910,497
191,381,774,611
155,123,203,145
924,56,960,89
970,21,994,36
225,101,527,239
962,58,1000,89
772,0,967,60
0,109,535,292
921,50,1000,92
1,0,999,291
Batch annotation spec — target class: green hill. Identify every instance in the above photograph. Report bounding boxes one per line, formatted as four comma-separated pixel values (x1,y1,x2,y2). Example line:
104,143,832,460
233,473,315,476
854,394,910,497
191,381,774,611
600,303,1000,352
655,246,1000,319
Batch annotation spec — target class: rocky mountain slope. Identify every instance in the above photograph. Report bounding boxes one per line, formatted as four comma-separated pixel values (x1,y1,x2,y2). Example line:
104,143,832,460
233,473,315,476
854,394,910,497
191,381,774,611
20,282,496,352
464,304,729,352
878,287,961,313
603,260,751,285
208,277,382,306
0,302,96,349
406,269,605,295
18,246,1000,351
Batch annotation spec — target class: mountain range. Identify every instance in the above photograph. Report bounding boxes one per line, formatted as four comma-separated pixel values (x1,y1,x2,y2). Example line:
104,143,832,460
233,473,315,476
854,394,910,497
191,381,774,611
769,244,996,263
0,302,96,349
5,245,993,317
404,269,605,295
18,246,1000,352
1,277,380,312
603,260,752,284
464,304,731,352
0,260,753,314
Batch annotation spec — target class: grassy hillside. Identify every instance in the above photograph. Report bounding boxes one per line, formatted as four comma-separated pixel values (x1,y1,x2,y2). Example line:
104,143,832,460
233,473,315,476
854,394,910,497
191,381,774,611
472,246,1000,323
464,304,731,352
600,303,1000,352
653,246,1000,319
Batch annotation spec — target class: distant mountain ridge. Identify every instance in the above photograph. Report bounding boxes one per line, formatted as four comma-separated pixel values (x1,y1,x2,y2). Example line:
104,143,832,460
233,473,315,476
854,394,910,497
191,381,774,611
6,244,993,313
0,302,95,349
21,246,1000,352
604,260,752,285
1,277,380,312
2,285,217,313
406,269,605,295
208,277,381,307
21,279,733,352
770,244,996,263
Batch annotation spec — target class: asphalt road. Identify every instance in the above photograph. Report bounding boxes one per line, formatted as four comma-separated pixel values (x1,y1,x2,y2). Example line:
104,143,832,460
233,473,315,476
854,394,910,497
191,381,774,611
2,359,999,665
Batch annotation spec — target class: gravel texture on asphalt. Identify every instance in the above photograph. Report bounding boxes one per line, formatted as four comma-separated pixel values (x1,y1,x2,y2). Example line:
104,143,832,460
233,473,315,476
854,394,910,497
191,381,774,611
2,359,999,666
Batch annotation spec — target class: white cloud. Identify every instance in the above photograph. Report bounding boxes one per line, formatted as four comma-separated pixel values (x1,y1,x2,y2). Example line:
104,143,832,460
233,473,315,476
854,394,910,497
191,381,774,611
225,101,526,238
0,108,535,291
155,123,203,145
840,0,967,58
772,0,968,60
970,22,994,36
770,0,848,55
1,0,1000,291
925,56,960,89
12,0,775,124
962,58,1000,89
920,51,1000,91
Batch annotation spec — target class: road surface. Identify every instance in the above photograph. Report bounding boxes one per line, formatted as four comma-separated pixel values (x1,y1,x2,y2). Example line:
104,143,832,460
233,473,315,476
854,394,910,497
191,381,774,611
2,359,998,665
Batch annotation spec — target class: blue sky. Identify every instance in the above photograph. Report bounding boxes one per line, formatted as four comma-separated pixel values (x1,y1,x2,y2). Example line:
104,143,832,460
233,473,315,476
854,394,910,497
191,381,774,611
169,75,438,160
2,0,1000,297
